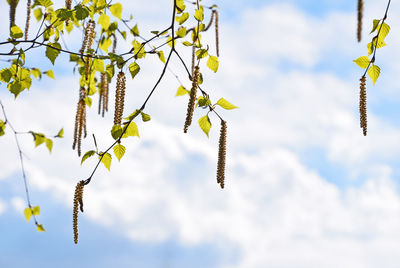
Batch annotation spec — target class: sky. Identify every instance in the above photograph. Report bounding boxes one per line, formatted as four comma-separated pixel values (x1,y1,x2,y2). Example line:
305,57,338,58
1,0,400,267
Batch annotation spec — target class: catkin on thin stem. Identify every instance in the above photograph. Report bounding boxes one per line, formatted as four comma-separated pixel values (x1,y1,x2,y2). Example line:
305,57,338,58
184,66,200,133
73,180,85,244
359,76,367,136
9,0,18,30
72,87,87,156
98,73,109,117
24,0,31,41
113,72,126,125
216,120,227,189
66,0,71,9
357,0,364,42
215,10,220,57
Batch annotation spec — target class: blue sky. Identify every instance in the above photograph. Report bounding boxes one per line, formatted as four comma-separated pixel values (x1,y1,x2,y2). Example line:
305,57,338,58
2,0,400,267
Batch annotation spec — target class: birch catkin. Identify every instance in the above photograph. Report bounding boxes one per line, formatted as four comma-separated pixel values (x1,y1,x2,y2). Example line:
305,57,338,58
65,0,71,9
357,0,364,42
184,66,200,133
215,10,220,57
114,72,126,125
72,87,87,156
216,120,227,189
73,180,85,244
359,76,367,136
24,0,31,40
98,73,109,117
9,0,18,29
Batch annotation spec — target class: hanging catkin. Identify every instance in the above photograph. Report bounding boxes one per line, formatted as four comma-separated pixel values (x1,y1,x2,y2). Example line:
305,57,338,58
98,73,109,117
65,0,71,9
24,0,31,40
216,120,227,189
72,87,87,156
113,72,126,125
357,0,364,42
9,0,18,30
73,180,85,244
215,10,220,57
204,10,215,31
80,20,95,54
359,76,367,136
184,66,200,133
112,34,117,54
191,45,195,78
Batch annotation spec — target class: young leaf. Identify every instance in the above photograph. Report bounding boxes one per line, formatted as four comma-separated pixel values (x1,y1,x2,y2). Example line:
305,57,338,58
46,70,55,79
128,62,140,79
141,112,151,122
122,122,139,138
378,22,390,41
99,152,112,171
45,43,61,65
353,56,370,69
81,150,95,165
131,24,139,36
111,124,123,140
113,144,126,161
110,3,122,19
33,133,46,147
370,19,381,33
32,206,40,216
216,98,238,110
368,65,380,85
157,51,165,63
24,207,32,222
176,12,189,25
207,56,219,72
98,14,110,29
45,138,53,152
10,25,24,39
56,128,64,138
198,115,212,137
176,86,189,96
0,120,5,136
194,7,204,22
36,224,46,232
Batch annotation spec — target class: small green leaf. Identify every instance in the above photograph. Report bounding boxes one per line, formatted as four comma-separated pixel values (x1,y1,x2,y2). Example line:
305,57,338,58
99,38,112,53
176,12,189,25
45,138,53,152
194,7,204,22
122,122,139,138
0,120,6,136
10,25,24,39
75,4,89,20
128,62,140,79
198,115,211,137
370,19,381,33
98,14,110,29
24,207,32,222
176,27,187,38
157,51,165,63
113,144,126,161
81,150,95,165
93,59,105,72
84,97,92,107
197,96,211,107
33,133,46,147
45,42,61,65
182,41,192,46
111,124,123,140
56,128,64,138
368,65,380,85
196,49,208,59
378,22,390,41
34,8,43,22
110,3,122,19
353,56,370,69
32,206,40,216
99,152,112,171
0,68,12,83
141,112,151,122
216,98,238,110
131,24,139,36
176,85,189,96
207,56,219,72
45,70,55,79
36,224,46,232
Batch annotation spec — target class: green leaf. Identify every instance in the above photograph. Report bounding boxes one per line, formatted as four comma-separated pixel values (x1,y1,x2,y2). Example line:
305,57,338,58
141,112,151,122
176,12,189,25
32,206,40,216
45,42,61,65
207,56,219,72
368,65,380,85
157,51,165,63
98,14,110,29
122,122,139,138
111,124,123,140
34,8,43,22
176,0,186,13
175,85,188,96
370,19,381,33
33,133,46,147
194,7,204,22
353,56,370,69
0,120,6,136
99,38,112,53
10,25,24,39
99,152,112,171
128,62,140,79
33,0,53,8
84,96,92,107
46,70,55,79
196,49,208,59
378,22,390,41
110,3,122,19
75,4,90,20
81,150,95,165
0,68,12,83
24,207,32,222
56,128,64,138
176,27,187,38
216,98,238,110
197,96,211,107
93,59,105,72
131,24,139,36
198,115,211,137
36,224,46,232
113,144,126,161
45,138,53,152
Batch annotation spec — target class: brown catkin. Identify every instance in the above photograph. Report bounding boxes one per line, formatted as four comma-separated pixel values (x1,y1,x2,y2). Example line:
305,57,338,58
112,34,117,54
184,66,200,133
66,0,71,9
73,180,85,244
113,72,126,125
24,0,31,41
359,76,367,136
215,10,220,57
216,120,227,189
9,0,18,29
72,87,87,156
80,20,95,54
98,73,109,117
357,0,363,42
204,10,215,31
191,45,195,78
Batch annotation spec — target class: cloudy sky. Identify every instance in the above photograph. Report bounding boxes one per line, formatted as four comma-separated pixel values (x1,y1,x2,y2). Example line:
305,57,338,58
1,0,400,267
